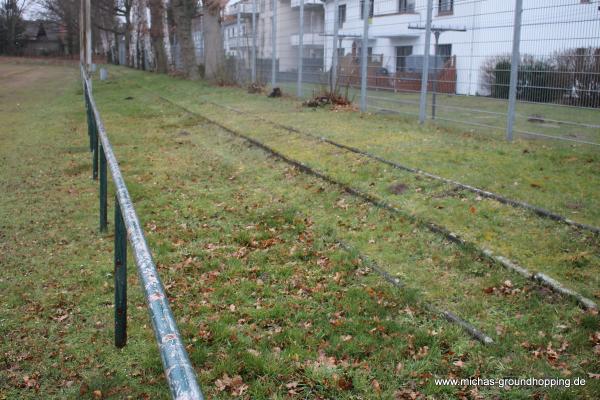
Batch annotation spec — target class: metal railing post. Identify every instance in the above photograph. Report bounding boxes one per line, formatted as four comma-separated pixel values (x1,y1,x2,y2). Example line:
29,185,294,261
359,0,370,112
114,196,127,348
86,91,93,152
419,0,433,124
81,65,204,400
506,0,523,142
271,0,277,88
92,116,98,180
297,0,304,97
99,146,108,232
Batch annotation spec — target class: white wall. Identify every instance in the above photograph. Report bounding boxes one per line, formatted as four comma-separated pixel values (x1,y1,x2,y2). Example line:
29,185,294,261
225,0,326,72
323,0,600,94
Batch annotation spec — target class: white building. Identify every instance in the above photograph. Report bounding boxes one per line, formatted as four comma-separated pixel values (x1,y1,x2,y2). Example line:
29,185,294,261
323,0,600,95
224,0,326,76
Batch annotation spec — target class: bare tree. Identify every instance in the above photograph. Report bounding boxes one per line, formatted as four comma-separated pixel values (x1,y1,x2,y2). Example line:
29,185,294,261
91,0,121,61
89,0,133,65
202,0,227,82
0,0,30,55
128,0,152,69
171,0,198,79
37,0,81,56
148,0,167,72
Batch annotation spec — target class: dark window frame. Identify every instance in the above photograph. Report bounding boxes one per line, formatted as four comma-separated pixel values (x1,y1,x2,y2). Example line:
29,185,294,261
338,4,347,26
395,45,413,72
399,0,415,13
438,0,453,15
436,43,452,65
360,0,374,20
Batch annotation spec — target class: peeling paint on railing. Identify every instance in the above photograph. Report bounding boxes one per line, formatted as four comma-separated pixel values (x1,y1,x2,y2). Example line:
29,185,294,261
81,68,204,400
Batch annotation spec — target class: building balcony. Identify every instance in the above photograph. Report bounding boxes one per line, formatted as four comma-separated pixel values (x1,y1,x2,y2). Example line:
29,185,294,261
229,2,260,17
290,32,325,47
290,0,323,9
227,36,252,48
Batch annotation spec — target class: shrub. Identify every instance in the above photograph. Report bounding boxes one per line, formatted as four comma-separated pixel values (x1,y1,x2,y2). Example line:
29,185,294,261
553,47,600,108
482,49,600,107
517,58,563,103
490,59,511,99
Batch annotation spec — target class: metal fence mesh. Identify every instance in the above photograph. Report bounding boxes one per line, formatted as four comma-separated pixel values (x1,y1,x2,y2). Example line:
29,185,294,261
207,0,600,146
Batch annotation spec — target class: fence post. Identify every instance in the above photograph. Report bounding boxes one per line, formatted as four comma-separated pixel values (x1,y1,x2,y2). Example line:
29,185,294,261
419,0,433,124
85,92,93,152
331,0,340,91
237,10,242,82
271,0,277,87
252,0,257,82
360,0,370,112
85,0,92,70
114,197,128,348
99,146,107,232
79,0,84,65
297,0,304,97
431,31,440,120
92,117,98,180
506,0,523,142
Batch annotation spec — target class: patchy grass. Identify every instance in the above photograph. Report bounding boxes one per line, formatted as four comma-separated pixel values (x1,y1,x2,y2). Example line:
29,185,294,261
1,59,599,399
102,66,600,301
269,80,600,144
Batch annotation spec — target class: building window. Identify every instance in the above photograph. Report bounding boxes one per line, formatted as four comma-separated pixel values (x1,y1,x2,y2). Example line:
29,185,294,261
357,46,373,62
337,47,345,57
399,0,414,13
396,46,412,72
438,0,453,14
357,47,373,57
436,44,452,64
360,0,374,20
338,4,346,26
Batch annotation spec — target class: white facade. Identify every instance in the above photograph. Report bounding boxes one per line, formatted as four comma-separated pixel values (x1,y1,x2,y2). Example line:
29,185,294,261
225,0,326,73
323,0,600,94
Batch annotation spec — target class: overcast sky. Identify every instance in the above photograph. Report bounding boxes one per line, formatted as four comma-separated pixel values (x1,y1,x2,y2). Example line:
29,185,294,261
24,2,44,19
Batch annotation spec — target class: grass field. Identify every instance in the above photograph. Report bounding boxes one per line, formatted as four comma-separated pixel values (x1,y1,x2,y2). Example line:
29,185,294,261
1,58,599,399
273,80,600,144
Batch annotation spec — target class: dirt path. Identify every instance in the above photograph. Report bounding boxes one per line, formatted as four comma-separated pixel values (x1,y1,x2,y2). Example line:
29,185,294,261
0,58,76,98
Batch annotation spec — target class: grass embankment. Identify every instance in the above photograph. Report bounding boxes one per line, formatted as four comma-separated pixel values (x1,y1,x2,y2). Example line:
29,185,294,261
1,60,599,399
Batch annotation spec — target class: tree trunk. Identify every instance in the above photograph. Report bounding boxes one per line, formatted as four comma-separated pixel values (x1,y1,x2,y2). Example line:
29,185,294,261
203,5,224,82
136,0,154,70
171,0,199,80
125,12,132,66
162,0,172,69
149,0,168,73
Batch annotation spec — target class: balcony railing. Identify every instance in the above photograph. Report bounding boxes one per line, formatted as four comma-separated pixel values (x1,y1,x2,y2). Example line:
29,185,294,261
290,32,325,47
230,2,260,16
291,0,324,8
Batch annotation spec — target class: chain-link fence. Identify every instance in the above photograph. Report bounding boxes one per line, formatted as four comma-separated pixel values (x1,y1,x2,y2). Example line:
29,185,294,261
209,0,600,146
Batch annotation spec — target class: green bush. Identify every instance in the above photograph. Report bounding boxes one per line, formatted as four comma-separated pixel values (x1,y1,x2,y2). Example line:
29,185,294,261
517,60,563,103
490,60,511,99
488,57,565,103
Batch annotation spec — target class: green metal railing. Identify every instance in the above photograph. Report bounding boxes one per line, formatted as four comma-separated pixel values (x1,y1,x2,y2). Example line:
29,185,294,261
81,66,204,400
